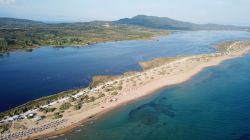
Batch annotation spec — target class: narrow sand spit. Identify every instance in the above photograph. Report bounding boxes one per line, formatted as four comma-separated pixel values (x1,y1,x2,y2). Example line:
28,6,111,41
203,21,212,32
1,41,250,140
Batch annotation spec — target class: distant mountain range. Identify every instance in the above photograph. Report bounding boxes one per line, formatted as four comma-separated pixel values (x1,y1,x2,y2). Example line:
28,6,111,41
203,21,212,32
0,15,250,31
0,17,109,28
115,15,250,31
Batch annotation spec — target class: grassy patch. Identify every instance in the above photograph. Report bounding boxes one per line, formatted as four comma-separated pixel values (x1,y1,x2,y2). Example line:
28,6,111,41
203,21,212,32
139,57,180,70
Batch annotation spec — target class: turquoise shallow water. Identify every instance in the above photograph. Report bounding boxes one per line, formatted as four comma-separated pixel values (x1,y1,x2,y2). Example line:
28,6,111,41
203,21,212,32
55,52,250,140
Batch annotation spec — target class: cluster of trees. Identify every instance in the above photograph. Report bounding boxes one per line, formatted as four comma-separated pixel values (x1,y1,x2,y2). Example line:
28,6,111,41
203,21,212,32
0,38,11,51
0,38,7,48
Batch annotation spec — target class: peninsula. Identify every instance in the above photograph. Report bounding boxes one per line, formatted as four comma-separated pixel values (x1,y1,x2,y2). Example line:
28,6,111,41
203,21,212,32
0,17,169,53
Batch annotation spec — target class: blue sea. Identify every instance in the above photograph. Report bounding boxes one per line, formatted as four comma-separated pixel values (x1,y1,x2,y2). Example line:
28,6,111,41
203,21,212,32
0,30,250,113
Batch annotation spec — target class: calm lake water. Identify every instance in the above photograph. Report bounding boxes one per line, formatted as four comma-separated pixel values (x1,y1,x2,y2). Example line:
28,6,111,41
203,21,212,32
1,31,250,112
54,47,250,140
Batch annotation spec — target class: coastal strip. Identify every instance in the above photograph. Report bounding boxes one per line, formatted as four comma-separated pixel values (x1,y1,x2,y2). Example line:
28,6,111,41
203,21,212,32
1,40,250,140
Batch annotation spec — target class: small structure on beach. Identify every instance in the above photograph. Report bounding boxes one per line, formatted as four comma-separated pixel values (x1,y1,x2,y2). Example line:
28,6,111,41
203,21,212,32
26,113,36,119
33,116,43,122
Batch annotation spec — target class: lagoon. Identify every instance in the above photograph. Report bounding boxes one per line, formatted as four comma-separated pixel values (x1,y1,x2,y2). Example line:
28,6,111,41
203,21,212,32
1,31,250,112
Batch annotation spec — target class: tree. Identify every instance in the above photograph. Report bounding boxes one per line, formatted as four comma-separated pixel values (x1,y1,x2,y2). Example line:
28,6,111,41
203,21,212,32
0,38,8,51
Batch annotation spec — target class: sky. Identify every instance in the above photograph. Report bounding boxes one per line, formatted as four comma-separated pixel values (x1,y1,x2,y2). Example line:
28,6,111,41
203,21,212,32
0,0,249,26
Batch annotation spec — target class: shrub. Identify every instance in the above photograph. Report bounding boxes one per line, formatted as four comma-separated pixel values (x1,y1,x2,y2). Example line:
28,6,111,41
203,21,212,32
39,107,56,113
0,123,11,134
117,86,123,90
69,97,76,102
104,88,111,92
59,102,72,110
53,112,63,119
98,93,105,98
74,104,82,110
79,95,90,102
111,91,118,95
89,96,96,102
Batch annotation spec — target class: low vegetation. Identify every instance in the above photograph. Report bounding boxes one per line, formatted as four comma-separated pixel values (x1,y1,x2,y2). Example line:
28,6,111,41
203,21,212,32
69,97,77,102
0,123,11,133
139,57,181,70
74,103,82,110
88,96,96,103
90,75,116,88
39,107,56,114
0,19,169,52
97,93,105,98
53,112,63,119
111,91,119,96
214,41,234,52
59,102,72,110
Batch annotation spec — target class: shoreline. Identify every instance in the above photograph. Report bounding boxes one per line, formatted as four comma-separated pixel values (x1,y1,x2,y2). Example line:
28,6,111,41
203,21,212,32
36,85,171,140
0,33,170,114
0,32,170,54
37,44,250,140
1,41,250,140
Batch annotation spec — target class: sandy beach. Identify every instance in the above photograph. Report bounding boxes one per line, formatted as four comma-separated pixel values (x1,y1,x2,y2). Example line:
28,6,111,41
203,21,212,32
1,40,250,140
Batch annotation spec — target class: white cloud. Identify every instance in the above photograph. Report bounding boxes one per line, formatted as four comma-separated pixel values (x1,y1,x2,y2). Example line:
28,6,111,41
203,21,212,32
0,0,15,5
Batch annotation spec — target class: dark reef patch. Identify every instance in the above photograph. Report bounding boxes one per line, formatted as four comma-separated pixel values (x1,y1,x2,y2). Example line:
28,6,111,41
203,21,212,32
128,98,175,126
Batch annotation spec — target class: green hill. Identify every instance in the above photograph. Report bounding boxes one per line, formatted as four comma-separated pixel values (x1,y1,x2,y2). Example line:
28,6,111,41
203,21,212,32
116,15,250,31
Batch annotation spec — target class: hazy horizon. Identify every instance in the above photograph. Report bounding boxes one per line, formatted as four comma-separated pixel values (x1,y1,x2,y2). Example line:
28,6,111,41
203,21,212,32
0,0,250,26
